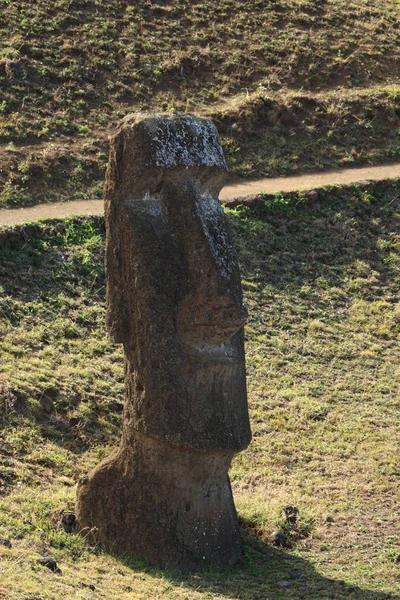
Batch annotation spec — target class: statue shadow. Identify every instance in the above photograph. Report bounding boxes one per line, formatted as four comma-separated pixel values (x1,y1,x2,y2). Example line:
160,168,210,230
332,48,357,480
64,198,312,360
116,530,399,600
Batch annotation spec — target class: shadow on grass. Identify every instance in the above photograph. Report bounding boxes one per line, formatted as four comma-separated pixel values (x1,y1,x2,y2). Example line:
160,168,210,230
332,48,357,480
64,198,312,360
115,531,399,600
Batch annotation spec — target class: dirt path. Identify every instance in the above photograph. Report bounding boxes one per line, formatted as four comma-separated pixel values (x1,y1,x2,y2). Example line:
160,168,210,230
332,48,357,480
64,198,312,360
1,161,400,227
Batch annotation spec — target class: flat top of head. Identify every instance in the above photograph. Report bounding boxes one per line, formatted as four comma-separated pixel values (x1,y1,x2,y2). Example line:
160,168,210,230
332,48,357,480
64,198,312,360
119,113,228,171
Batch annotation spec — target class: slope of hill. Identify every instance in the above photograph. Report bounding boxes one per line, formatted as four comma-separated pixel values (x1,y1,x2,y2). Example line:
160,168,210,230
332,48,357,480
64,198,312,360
0,0,399,206
0,182,399,597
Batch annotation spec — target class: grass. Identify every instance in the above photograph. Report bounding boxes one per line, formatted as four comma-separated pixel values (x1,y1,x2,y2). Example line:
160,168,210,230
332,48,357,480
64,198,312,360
0,182,399,598
0,0,400,206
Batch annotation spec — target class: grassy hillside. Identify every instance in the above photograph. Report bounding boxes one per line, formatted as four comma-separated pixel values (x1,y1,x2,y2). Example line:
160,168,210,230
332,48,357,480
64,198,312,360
0,182,399,598
0,0,400,207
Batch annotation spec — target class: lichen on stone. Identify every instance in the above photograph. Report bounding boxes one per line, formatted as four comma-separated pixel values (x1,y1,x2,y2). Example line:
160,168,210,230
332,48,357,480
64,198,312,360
143,115,227,169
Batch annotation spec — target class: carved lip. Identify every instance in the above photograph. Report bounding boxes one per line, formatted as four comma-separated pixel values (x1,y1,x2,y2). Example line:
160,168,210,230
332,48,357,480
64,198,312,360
184,342,241,364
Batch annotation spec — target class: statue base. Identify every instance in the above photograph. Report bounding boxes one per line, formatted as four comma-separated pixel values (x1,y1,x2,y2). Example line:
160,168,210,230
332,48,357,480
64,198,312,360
75,432,243,570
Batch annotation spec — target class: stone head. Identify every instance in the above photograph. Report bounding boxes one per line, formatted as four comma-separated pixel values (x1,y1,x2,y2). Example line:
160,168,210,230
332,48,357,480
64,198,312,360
105,113,251,453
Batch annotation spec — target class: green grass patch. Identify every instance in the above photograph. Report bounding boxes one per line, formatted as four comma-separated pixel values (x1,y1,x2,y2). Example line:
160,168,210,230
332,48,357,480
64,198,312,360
0,185,399,598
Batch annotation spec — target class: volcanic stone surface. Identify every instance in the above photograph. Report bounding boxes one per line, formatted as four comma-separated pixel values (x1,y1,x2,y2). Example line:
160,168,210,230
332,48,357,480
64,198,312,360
75,113,251,570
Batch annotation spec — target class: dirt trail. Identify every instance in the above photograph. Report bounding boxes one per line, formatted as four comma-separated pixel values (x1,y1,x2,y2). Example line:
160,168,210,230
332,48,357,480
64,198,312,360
1,161,400,227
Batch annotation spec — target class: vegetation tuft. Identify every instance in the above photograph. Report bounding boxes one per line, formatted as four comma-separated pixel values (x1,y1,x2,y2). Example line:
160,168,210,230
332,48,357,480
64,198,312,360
0,0,400,206
0,183,399,598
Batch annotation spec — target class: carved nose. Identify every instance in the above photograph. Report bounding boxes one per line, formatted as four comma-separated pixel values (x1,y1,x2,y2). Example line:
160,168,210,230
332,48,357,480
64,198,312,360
175,190,248,346
162,177,247,346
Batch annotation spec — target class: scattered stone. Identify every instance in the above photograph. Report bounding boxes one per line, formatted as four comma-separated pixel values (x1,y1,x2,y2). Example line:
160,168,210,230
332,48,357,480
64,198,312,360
38,557,62,574
283,505,299,526
305,189,320,205
289,571,304,580
56,223,67,234
277,580,293,588
0,538,12,548
271,530,287,547
123,586,133,592
326,515,335,523
39,395,54,414
60,512,76,533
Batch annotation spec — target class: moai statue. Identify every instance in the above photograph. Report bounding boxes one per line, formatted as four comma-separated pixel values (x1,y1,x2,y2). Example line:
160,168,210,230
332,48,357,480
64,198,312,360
75,113,252,570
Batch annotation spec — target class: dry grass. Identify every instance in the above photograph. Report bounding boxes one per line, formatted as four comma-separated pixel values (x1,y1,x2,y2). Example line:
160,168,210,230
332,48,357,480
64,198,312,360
0,181,399,598
0,0,399,206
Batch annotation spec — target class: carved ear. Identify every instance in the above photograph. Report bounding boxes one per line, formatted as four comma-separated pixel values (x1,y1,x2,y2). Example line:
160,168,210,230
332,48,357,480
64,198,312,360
105,134,127,344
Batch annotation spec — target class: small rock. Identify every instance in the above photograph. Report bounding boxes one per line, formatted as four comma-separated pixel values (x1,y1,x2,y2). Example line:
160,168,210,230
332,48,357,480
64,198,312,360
38,557,62,574
56,223,67,234
305,190,320,205
40,395,54,414
326,515,335,523
289,571,304,580
60,512,76,533
123,586,133,592
0,538,12,548
271,530,287,547
283,505,299,526
277,580,293,588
